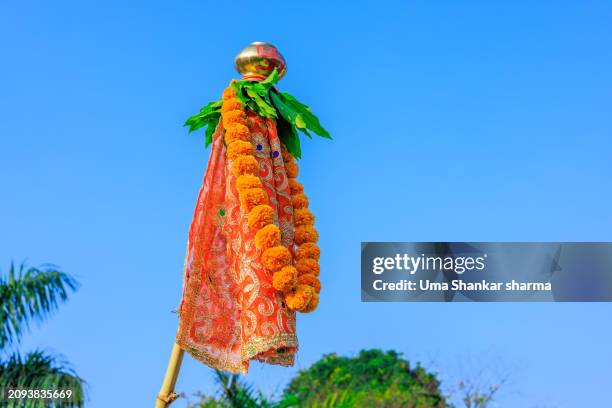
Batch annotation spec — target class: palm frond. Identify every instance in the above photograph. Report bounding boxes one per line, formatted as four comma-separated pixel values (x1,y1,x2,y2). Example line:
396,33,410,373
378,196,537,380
0,262,79,348
0,350,86,407
213,370,276,408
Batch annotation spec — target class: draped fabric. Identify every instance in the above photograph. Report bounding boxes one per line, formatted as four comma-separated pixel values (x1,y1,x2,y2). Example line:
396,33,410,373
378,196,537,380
176,112,297,373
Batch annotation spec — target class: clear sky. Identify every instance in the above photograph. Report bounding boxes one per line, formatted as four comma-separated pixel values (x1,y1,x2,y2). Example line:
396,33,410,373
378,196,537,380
1,1,611,407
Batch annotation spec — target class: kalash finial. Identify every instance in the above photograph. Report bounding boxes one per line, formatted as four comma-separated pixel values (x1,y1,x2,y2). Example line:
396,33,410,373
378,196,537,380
234,42,286,82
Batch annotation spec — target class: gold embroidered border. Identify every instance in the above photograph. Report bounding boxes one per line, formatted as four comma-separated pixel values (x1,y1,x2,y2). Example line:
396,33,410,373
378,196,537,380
176,336,248,374
256,351,296,367
240,333,298,363
176,332,298,374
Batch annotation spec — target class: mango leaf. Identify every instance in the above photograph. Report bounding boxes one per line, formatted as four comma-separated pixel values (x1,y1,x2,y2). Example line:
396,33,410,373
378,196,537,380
301,126,312,139
245,99,258,114
241,68,279,116
199,99,223,114
184,99,222,148
260,68,279,87
278,92,311,112
230,81,248,107
251,83,274,106
277,116,301,159
270,91,298,124
204,117,219,147
270,91,331,140
279,92,331,139
245,87,277,118
228,71,279,119
294,114,307,129
184,100,222,132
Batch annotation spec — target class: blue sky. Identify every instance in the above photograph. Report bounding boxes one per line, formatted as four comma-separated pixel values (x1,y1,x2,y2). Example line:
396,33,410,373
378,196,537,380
1,1,611,407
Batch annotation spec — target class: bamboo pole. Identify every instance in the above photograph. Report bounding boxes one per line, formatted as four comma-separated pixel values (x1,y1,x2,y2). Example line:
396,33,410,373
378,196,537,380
155,342,185,408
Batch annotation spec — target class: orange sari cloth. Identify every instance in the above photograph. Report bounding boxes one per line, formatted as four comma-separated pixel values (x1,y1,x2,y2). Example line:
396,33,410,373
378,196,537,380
176,112,297,373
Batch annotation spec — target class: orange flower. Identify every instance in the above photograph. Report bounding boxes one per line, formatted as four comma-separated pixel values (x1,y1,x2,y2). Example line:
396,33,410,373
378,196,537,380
239,188,268,211
284,161,299,178
221,98,242,114
296,258,320,276
273,266,298,292
222,88,235,101
262,246,292,271
294,208,315,227
300,292,319,313
227,140,254,160
294,225,318,245
254,224,281,251
225,124,250,144
281,147,293,163
231,155,258,177
296,243,320,261
291,193,309,209
285,284,313,311
298,273,321,293
248,205,275,230
288,179,304,195
223,110,247,127
236,174,261,191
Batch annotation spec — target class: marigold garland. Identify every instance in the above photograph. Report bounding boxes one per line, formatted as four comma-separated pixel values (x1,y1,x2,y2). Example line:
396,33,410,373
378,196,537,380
300,292,319,313
223,110,247,126
281,148,294,163
231,155,258,176
295,242,320,261
298,273,321,293
288,179,304,195
293,208,315,227
273,266,298,292
225,124,251,143
280,145,322,312
254,224,282,251
285,284,313,311
222,88,234,101
236,174,261,191
294,225,319,246
262,246,292,271
227,140,254,160
291,193,309,210
221,86,322,314
248,205,275,229
284,161,299,178
239,188,268,211
221,98,242,113
296,258,320,276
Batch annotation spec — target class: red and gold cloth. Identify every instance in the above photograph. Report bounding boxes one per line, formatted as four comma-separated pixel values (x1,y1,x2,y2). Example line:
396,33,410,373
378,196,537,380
176,112,297,373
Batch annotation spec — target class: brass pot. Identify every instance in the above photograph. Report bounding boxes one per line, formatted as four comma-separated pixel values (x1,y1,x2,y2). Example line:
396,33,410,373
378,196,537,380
234,42,286,81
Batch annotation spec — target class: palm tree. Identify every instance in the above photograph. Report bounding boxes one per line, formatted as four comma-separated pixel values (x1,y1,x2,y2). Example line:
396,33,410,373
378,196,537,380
188,370,277,408
0,262,85,407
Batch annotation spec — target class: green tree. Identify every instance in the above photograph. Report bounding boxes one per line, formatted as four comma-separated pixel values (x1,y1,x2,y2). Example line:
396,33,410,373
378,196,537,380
282,349,447,408
0,262,85,407
189,350,448,408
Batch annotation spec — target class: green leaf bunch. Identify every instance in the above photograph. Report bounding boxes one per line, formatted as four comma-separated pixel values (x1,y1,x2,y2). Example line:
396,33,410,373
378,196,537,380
0,351,86,408
185,100,222,148
230,69,280,120
0,261,85,407
1,262,79,349
185,68,331,159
